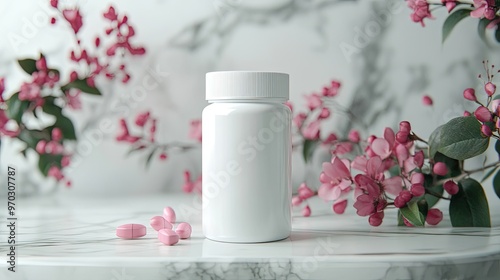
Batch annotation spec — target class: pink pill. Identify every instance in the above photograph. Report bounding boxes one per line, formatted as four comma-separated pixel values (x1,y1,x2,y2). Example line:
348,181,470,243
163,207,176,224
175,222,192,239
158,228,179,245
116,224,146,239
150,216,173,231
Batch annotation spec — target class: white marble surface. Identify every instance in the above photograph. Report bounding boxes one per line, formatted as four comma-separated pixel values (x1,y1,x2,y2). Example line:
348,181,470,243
0,193,499,280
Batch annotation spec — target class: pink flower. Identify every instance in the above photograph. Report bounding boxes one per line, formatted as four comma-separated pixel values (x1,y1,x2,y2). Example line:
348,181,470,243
318,107,330,119
348,130,360,143
464,111,471,116
116,119,140,143
333,199,347,214
322,80,341,97
485,82,496,96
293,113,307,127
50,0,58,8
318,157,352,201
411,184,425,197
369,211,384,227
471,0,497,20
65,89,82,110
159,153,168,161
422,95,433,106
149,119,157,142
62,9,83,34
322,133,338,145
182,170,202,194
61,156,71,167
481,124,492,137
474,106,492,122
407,0,434,27
332,142,353,155
441,0,457,13
302,120,320,140
19,82,41,101
463,88,477,101
426,208,443,225
36,140,47,154
36,57,47,71
353,174,383,216
371,138,391,159
305,93,323,111
0,110,19,137
188,119,202,142
491,99,500,115
444,180,459,195
284,101,293,112
292,196,303,206
433,162,448,176
51,127,62,142
298,183,315,200
103,6,118,21
48,166,64,181
302,205,311,217
135,111,150,127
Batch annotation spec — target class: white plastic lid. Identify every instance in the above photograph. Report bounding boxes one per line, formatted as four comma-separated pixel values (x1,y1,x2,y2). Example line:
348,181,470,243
206,71,289,101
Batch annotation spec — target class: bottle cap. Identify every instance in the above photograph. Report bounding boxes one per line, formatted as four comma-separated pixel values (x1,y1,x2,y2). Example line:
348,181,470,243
206,71,289,101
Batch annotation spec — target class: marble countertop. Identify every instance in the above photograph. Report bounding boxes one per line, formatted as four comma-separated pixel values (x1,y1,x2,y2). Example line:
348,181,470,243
0,192,499,280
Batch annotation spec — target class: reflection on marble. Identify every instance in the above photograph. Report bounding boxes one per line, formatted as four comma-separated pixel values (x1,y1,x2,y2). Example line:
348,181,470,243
0,193,499,280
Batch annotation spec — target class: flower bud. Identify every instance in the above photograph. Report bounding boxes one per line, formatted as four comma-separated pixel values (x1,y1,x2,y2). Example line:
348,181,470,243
369,212,384,227
485,82,496,96
426,208,443,226
481,124,492,137
463,88,476,101
443,180,459,195
433,162,448,176
411,184,425,197
474,106,492,122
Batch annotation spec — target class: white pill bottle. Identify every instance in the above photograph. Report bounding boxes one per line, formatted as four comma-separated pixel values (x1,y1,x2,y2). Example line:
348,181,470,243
202,71,292,243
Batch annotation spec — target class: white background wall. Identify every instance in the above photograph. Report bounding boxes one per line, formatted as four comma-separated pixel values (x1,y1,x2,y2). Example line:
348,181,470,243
1,0,499,214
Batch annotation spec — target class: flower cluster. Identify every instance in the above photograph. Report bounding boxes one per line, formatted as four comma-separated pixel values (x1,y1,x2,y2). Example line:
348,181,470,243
0,1,146,185
407,0,500,42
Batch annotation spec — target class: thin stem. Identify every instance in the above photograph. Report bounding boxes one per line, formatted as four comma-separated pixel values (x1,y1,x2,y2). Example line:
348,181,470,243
434,160,500,186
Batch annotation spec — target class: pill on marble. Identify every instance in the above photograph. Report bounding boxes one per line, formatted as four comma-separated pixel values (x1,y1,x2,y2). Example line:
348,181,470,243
150,216,173,231
158,228,179,245
163,206,176,224
175,222,192,239
116,224,146,239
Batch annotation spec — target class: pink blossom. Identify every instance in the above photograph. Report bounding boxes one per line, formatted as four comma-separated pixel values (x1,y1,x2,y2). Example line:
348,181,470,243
411,184,425,197
441,0,457,13
474,106,492,122
353,174,382,216
62,9,83,34
149,119,157,142
322,80,341,97
481,124,492,137
95,37,101,47
36,57,47,71
322,133,337,145
333,199,347,214
298,183,315,200
50,0,58,8
464,111,471,117
463,88,477,101
422,95,433,106
491,99,500,115
332,142,353,155
103,6,118,21
485,82,496,96
19,82,41,101
50,17,56,24
302,120,320,140
426,208,443,225
414,150,424,168
182,170,202,194
116,119,140,143
159,153,168,161
135,111,150,127
302,205,311,217
61,156,71,167
284,101,293,112
48,166,64,181
369,211,384,227
36,140,47,154
471,0,497,20
318,107,330,119
65,89,82,110
383,176,403,196
305,93,322,111
395,144,409,166
292,196,303,206
444,180,459,195
318,157,352,201
351,156,368,173
407,0,434,27
433,162,448,176
45,141,64,154
371,138,391,159
0,110,19,137
348,130,360,143
399,121,412,134
411,172,425,185
52,127,62,142
293,113,307,127
188,119,202,142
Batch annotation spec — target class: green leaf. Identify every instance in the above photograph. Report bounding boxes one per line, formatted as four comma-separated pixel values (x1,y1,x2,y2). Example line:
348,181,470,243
400,201,425,227
496,140,500,157
478,18,491,46
42,97,77,140
38,154,63,176
443,8,473,44
61,78,101,95
495,25,500,43
302,139,319,163
482,166,498,182
450,178,491,227
417,199,429,220
17,58,37,75
126,145,146,156
428,116,489,161
145,147,158,168
5,92,30,123
397,210,404,226
493,170,500,199
17,129,39,149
